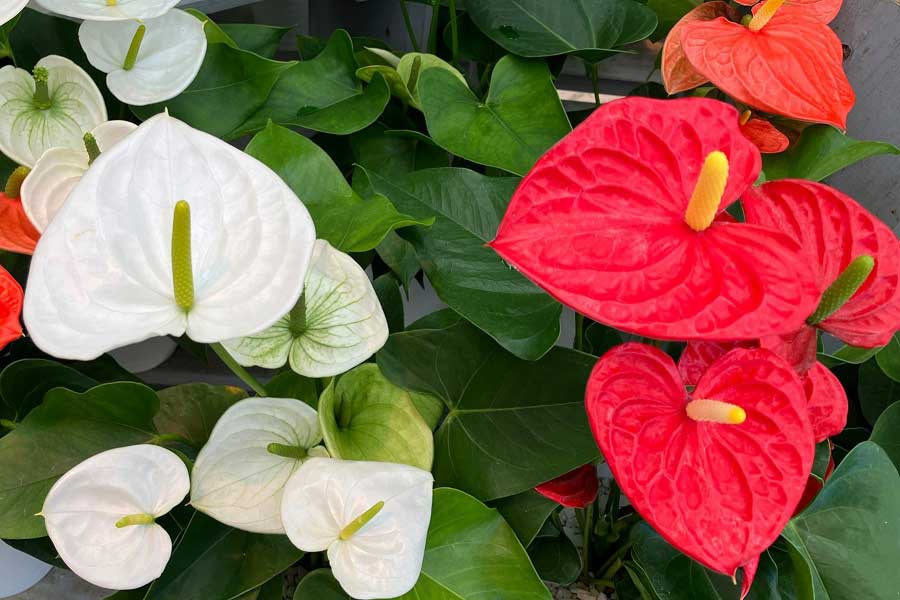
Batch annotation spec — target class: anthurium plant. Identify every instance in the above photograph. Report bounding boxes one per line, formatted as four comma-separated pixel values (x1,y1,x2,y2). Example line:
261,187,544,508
0,1,898,599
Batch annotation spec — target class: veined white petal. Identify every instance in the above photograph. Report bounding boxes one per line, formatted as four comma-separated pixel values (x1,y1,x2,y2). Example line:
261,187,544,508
0,55,107,167
22,120,136,232
32,0,179,21
191,397,325,534
222,239,389,378
281,457,433,599
23,112,316,360
79,9,207,106
0,0,28,26
41,445,189,590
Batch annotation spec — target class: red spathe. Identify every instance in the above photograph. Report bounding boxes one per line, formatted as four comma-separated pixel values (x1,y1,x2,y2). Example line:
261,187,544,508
0,267,23,351
535,464,599,509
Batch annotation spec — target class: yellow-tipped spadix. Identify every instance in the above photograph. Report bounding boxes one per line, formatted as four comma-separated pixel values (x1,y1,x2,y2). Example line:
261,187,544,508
171,200,194,312
748,0,787,32
685,151,729,232
686,399,746,425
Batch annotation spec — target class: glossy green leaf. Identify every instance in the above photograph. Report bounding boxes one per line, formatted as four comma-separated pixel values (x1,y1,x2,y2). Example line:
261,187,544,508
410,391,446,431
782,442,900,599
154,383,248,447
419,55,571,175
0,359,96,422
818,344,882,367
369,167,561,360
241,30,390,135
0,382,159,538
318,363,434,470
293,570,349,600
398,488,551,600
245,122,431,253
762,126,900,182
466,0,657,61
356,64,416,104
876,333,900,382
373,273,405,334
219,23,292,58
646,0,701,41
264,371,319,409
376,231,421,290
145,512,302,600
858,359,900,426
378,319,598,500
489,489,559,547
528,532,581,585
870,401,900,471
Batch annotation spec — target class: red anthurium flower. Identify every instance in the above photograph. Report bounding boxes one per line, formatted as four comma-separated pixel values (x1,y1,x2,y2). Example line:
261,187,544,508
739,111,790,154
679,340,847,442
490,97,820,342
680,0,854,129
0,266,24,351
0,167,39,255
743,180,900,348
586,343,814,591
794,449,835,515
535,464,599,509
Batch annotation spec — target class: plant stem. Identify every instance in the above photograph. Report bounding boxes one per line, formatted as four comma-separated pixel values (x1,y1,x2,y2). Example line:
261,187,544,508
589,62,601,106
210,343,268,397
575,314,585,352
598,541,633,579
428,0,441,55
448,0,458,62
398,0,421,52
148,433,192,447
582,502,594,579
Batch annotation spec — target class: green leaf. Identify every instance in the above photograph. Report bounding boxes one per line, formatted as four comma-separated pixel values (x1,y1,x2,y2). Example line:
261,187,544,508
762,126,900,182
528,532,581,585
0,359,97,422
241,30,390,135
369,167,561,360
876,333,900,382
376,231,421,291
817,344,882,367
858,359,900,426
0,382,159,538
294,569,349,599
782,442,900,599
870,401,900,471
245,122,432,253
219,23,292,59
398,488,551,600
154,383,248,447
264,371,319,409
378,319,598,500
419,55,571,176
145,512,302,600
489,489,559,547
466,0,657,61
646,0,701,41
373,273,405,334
318,363,434,470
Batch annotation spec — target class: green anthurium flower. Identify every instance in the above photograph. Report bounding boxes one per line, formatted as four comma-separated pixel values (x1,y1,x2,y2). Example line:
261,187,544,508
221,239,389,378
0,55,107,167
357,50,466,110
318,363,435,471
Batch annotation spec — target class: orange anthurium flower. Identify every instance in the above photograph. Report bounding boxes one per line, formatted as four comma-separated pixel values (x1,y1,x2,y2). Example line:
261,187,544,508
0,167,40,255
739,111,790,154
662,1,736,95
678,1,854,129
0,266,23,351
741,0,843,24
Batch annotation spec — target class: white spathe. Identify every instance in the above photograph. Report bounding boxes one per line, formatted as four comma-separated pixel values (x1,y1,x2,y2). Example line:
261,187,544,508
79,9,207,106
33,0,179,21
41,444,190,590
24,112,316,360
21,120,136,232
222,239,389,378
190,397,328,534
281,458,433,599
0,0,28,26
0,55,107,167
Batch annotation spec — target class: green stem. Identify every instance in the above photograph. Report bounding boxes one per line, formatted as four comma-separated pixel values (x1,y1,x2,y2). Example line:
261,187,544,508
340,501,385,540
582,503,594,578
288,293,307,337
123,24,146,71
398,0,421,52
0,418,17,431
32,67,51,110
593,579,615,591
148,433,192,447
210,343,268,397
589,62,601,106
807,255,875,324
575,314,585,352
598,541,633,579
115,513,155,528
427,0,441,54
267,442,308,460
83,133,101,165
448,0,458,62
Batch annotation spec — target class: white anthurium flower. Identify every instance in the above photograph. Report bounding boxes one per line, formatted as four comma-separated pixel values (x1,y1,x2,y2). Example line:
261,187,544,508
23,112,316,360
282,458,434,600
190,397,329,534
1,0,28,26
41,445,189,590
222,239,389,378
79,9,207,106
0,55,107,167
32,0,179,21
21,120,136,232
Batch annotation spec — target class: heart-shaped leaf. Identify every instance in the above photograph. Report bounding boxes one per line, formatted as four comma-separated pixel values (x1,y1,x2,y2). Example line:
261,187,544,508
489,490,558,547
870,400,900,470
154,383,247,447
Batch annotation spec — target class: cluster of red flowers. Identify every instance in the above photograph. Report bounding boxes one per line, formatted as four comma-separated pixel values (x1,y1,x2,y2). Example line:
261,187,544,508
494,93,899,595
